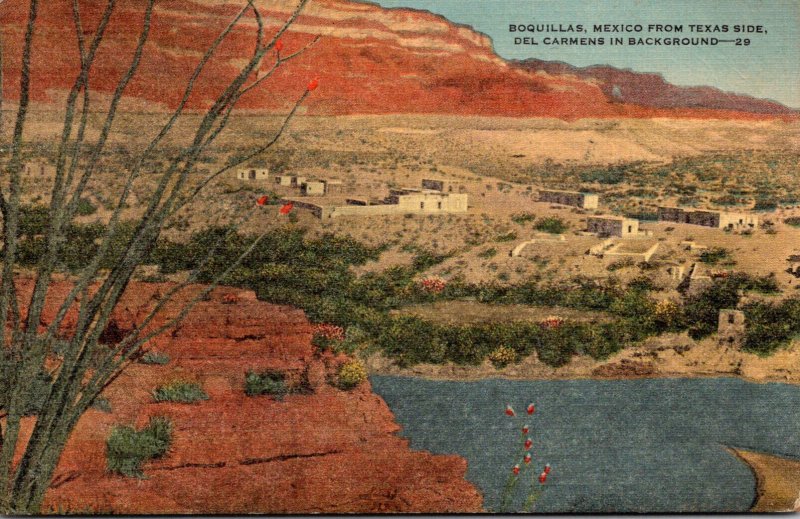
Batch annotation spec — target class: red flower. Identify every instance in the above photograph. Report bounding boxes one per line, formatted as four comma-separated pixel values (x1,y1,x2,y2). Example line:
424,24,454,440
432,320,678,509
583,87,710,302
279,202,294,215
275,39,284,52
256,195,269,206
420,278,446,294
512,464,520,475
308,78,319,91
527,403,535,415
524,453,532,464
522,425,529,435
524,438,532,450
312,323,345,341
505,405,515,417
544,463,551,474
539,472,547,484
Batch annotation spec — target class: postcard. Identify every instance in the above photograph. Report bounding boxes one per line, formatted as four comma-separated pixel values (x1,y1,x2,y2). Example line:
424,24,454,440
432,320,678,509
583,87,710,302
0,0,798,514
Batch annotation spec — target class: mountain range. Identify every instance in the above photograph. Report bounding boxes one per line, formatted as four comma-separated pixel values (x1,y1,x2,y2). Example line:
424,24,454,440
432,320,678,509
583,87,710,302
0,0,795,119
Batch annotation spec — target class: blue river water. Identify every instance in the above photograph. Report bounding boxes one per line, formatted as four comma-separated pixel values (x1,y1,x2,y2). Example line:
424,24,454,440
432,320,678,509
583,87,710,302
370,376,800,513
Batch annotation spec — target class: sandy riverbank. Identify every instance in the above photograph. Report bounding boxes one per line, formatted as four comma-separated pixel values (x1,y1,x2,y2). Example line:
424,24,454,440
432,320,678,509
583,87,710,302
729,449,800,512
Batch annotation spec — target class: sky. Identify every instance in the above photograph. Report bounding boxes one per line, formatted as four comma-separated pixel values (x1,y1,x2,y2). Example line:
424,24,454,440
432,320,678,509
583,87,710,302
368,0,800,108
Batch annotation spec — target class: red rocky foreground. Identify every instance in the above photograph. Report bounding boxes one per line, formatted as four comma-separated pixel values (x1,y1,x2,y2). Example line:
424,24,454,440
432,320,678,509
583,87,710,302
10,280,483,514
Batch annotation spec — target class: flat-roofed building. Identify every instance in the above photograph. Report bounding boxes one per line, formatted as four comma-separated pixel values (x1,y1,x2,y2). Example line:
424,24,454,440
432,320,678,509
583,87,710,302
587,216,639,237
657,206,758,229
538,189,599,209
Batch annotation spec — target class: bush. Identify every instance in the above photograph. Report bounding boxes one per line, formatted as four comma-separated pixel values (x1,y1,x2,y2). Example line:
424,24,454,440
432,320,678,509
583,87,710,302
534,217,568,234
245,369,288,399
337,359,368,390
75,198,98,216
152,381,208,404
699,247,732,265
785,217,800,228
478,247,497,259
488,346,517,368
91,397,113,413
753,199,777,211
511,212,536,224
106,416,173,478
138,351,170,365
494,232,518,242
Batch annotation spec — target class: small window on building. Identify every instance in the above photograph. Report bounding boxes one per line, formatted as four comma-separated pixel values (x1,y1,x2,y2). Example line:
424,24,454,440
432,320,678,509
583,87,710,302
437,202,442,209
728,314,735,324
249,169,256,180
420,202,425,209
627,225,632,233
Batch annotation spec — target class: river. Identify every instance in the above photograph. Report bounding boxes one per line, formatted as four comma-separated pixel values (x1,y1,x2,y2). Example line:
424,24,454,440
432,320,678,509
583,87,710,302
370,376,800,513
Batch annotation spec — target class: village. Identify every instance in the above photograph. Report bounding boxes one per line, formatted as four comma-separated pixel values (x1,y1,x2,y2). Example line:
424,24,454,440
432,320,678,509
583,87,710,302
15,154,797,355
221,162,800,352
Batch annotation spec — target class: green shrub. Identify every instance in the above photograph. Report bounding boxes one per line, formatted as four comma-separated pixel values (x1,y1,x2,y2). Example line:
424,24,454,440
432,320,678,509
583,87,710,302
785,217,800,228
488,346,517,368
138,351,170,365
245,369,288,399
106,416,173,478
478,247,498,259
75,198,98,216
494,232,518,242
511,212,536,224
337,359,368,390
152,381,208,404
699,247,732,265
580,167,625,184
91,397,112,413
534,217,568,234
753,199,777,211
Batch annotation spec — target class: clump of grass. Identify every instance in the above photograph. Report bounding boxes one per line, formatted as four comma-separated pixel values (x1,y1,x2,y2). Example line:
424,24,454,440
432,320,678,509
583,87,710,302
699,247,732,265
91,396,112,413
152,381,208,404
138,351,170,365
245,369,288,399
488,346,517,368
494,232,518,243
785,217,800,228
478,247,498,259
106,416,172,478
511,212,536,225
337,360,367,390
534,217,568,234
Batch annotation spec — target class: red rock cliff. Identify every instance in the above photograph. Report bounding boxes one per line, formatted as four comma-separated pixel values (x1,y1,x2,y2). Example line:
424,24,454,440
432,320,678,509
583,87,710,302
0,0,794,119
10,280,483,513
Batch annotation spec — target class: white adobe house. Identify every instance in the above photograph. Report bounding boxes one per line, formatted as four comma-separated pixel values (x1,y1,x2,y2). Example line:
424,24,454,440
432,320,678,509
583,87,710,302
236,167,270,181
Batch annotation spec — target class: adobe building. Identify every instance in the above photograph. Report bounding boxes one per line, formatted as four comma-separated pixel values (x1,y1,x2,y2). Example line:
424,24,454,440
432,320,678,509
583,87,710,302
284,187,468,219
586,216,639,238
422,178,464,193
301,180,326,196
538,189,599,209
274,175,294,187
236,168,270,181
386,188,468,213
718,309,746,348
24,161,56,181
657,206,758,229
322,180,345,195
